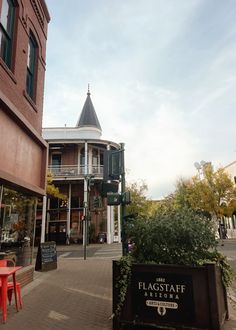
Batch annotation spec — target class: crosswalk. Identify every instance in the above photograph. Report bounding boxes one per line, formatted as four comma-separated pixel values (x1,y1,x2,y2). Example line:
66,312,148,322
58,243,122,260
94,244,122,259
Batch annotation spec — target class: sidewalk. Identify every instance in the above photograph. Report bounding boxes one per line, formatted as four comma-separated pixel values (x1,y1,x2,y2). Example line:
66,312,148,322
2,257,113,330
1,245,236,329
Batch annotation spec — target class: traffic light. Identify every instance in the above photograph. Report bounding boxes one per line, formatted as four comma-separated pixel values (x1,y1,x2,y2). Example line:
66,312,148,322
93,196,101,209
104,150,121,181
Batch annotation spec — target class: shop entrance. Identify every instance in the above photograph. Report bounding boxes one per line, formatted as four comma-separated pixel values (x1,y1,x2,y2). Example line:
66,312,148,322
48,222,67,244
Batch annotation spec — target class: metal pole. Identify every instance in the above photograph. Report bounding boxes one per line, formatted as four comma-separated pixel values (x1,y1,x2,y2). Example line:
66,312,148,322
83,177,88,260
106,144,111,244
87,177,90,246
120,143,127,256
41,195,47,243
67,183,71,243
31,199,37,263
83,207,87,260
83,141,88,259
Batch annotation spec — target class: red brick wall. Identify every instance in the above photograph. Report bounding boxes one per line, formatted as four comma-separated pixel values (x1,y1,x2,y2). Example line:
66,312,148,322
0,0,50,195
0,0,50,133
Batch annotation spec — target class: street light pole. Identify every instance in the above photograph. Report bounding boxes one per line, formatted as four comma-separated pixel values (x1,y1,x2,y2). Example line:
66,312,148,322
120,143,128,256
83,175,94,260
83,176,88,260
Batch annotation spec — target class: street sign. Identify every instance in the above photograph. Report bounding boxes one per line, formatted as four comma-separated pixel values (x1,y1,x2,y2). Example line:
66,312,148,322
122,191,131,204
107,192,121,205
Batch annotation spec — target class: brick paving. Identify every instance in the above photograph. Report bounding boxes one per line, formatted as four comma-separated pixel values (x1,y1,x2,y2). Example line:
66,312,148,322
2,257,113,330
1,242,236,329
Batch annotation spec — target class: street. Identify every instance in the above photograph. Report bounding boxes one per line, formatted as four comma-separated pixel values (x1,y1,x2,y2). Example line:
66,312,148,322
218,239,236,270
55,242,122,260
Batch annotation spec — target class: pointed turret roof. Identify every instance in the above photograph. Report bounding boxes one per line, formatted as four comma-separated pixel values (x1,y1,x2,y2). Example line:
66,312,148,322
76,86,102,131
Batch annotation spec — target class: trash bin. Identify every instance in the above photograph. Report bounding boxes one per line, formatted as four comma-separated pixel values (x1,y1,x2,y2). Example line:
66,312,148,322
98,233,106,244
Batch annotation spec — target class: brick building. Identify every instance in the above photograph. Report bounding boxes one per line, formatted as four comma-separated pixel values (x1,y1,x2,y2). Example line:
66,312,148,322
42,88,121,245
0,0,50,266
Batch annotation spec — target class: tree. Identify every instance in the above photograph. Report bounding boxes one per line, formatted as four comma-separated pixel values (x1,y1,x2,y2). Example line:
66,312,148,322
46,172,67,200
126,180,156,219
179,163,236,221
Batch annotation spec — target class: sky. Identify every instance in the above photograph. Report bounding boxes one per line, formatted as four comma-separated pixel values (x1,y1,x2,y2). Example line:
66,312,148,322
43,0,236,200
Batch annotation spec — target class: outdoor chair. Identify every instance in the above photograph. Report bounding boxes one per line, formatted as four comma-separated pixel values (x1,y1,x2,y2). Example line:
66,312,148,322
0,259,22,308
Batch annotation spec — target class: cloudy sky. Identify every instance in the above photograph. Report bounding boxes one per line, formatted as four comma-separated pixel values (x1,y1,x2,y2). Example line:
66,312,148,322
43,0,236,199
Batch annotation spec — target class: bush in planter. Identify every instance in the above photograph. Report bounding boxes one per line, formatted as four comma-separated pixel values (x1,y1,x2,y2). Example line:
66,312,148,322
129,207,217,265
114,207,235,318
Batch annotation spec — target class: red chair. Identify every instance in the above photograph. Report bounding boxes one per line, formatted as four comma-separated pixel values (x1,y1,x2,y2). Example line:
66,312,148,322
0,259,22,308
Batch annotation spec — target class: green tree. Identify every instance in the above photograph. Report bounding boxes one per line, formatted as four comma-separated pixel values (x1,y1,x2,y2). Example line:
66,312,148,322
176,163,236,221
126,180,156,219
126,206,234,288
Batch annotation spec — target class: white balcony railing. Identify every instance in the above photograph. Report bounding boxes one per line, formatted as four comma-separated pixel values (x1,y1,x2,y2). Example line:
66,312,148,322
48,165,104,178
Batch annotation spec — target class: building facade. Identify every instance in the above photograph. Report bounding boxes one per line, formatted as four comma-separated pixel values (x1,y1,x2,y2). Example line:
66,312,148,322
0,0,50,265
42,89,121,245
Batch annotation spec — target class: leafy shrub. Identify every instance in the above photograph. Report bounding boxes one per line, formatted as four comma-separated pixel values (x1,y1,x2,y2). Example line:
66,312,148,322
126,207,234,287
113,207,235,317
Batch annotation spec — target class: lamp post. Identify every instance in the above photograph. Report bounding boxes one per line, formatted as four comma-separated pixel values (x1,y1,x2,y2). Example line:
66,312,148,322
83,174,94,260
120,143,128,256
194,160,211,179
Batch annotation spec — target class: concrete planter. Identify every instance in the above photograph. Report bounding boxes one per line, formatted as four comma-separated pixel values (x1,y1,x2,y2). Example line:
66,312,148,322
113,261,228,330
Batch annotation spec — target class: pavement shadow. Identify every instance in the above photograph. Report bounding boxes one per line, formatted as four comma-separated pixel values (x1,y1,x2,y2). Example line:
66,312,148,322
224,298,236,329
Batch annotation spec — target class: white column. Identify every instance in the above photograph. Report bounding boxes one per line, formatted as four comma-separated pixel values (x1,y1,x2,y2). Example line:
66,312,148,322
83,142,88,247
118,204,121,243
107,206,112,244
110,206,114,243
89,147,92,175
67,183,71,237
41,195,47,243
78,145,80,175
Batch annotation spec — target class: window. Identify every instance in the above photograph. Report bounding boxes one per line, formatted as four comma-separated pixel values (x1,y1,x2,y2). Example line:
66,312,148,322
51,153,61,175
80,148,85,174
52,154,61,168
0,0,15,68
26,33,37,100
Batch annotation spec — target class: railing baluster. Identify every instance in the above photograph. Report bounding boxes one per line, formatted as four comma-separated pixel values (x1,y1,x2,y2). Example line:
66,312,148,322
48,165,103,178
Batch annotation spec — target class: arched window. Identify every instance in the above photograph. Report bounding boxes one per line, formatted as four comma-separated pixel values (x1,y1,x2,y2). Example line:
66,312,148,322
0,0,16,68
26,32,38,100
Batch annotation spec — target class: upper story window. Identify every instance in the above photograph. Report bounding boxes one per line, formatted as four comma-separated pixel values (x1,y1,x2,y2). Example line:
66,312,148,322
0,0,15,68
26,32,38,101
52,154,61,168
80,148,85,166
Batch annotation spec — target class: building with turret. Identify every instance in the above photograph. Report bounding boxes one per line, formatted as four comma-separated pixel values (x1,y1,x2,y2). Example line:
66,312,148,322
42,88,121,245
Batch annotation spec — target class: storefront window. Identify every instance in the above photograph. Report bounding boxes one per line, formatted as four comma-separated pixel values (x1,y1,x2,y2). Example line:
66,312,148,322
0,186,37,266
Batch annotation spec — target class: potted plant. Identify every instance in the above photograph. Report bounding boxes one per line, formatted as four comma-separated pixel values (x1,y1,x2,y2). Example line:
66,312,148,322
112,207,234,330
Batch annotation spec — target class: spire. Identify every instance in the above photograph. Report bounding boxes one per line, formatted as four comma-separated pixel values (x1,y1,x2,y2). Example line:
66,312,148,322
76,87,102,131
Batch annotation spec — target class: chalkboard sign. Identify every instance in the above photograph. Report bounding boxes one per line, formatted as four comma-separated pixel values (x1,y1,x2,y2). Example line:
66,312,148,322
35,241,57,271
